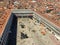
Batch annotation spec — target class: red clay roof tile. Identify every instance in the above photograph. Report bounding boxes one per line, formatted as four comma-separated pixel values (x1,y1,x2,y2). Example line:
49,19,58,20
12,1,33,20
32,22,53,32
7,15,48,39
0,9,11,37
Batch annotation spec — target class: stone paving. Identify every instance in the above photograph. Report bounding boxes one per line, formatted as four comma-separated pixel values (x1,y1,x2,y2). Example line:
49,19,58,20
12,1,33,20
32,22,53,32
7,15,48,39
17,17,60,45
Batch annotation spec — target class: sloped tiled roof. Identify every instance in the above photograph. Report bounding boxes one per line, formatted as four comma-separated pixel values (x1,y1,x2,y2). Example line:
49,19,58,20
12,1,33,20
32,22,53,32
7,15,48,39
0,9,11,37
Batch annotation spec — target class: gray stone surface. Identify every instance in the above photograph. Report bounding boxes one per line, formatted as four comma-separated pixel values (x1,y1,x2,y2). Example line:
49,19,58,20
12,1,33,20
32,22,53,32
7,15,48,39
17,18,56,45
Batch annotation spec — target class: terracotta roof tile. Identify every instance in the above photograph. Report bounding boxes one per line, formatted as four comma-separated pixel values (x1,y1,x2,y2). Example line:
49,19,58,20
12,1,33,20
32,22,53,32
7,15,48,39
0,9,11,37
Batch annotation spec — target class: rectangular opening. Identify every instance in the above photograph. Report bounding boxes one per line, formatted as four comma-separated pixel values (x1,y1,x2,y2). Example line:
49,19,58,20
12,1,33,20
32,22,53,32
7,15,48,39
21,25,25,28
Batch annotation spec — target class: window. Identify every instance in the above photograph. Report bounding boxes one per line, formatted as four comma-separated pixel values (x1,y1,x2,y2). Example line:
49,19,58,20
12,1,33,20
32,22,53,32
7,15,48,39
28,16,33,19
23,16,27,18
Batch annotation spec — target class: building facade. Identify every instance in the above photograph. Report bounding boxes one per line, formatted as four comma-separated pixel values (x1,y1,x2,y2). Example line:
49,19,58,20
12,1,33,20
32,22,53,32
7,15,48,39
0,14,13,45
